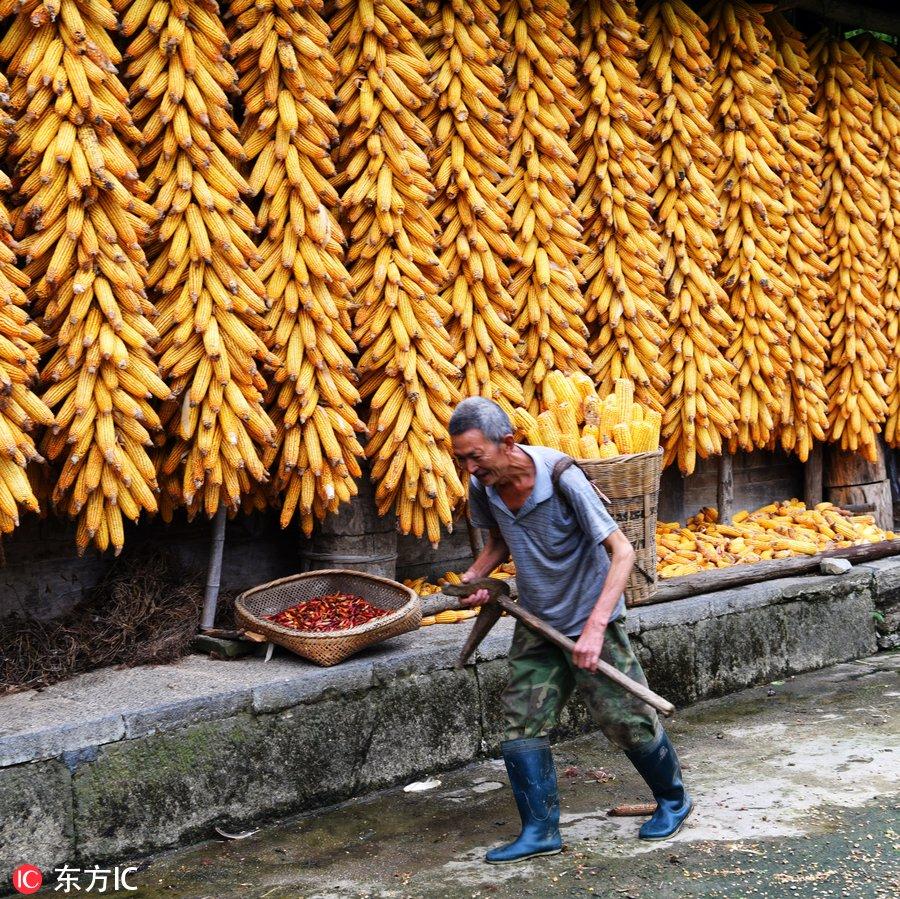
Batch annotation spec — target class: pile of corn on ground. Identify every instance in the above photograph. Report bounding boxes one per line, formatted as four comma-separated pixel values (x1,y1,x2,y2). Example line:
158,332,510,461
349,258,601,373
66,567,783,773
409,502,895,624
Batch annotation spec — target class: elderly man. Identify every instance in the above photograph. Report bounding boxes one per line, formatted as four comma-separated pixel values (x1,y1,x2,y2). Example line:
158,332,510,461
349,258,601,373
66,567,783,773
449,396,692,864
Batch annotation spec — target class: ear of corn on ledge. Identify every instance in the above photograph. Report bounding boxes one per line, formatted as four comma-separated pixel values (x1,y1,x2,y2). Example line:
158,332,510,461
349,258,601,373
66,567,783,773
658,501,896,577
642,0,738,476
0,70,54,533
423,0,524,414
2,0,163,555
573,0,668,412
500,0,592,414
811,33,889,463
121,0,279,521
230,0,367,535
331,0,465,546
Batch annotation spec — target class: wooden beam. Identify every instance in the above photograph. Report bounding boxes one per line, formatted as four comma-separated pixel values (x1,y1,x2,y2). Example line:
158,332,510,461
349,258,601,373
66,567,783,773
804,443,824,508
717,454,733,525
777,0,900,36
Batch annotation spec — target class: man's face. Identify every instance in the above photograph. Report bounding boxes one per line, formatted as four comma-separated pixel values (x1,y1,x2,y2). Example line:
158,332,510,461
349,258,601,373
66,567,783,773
452,430,510,487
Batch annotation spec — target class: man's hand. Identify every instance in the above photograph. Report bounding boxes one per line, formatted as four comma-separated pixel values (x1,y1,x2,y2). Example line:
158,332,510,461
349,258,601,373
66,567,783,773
572,622,606,673
457,570,492,608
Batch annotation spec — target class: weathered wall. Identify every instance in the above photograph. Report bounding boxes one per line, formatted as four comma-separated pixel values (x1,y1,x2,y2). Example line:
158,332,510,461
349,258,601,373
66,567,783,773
0,512,299,622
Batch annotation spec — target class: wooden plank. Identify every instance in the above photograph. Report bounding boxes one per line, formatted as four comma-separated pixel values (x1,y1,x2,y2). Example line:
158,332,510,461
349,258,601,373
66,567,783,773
717,455,734,525
824,443,886,488
653,539,900,602
825,444,892,530
804,443,824,507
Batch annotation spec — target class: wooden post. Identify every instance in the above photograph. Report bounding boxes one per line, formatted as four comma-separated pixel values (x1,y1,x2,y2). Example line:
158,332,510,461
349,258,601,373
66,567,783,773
200,505,227,631
717,453,733,525
804,442,824,508
824,442,893,530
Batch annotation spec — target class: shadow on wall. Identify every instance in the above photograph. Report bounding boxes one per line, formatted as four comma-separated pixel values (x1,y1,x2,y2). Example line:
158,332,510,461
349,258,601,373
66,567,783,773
0,510,299,623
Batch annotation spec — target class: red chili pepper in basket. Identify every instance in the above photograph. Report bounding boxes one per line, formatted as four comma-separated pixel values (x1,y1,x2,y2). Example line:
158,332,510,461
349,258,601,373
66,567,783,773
265,593,392,632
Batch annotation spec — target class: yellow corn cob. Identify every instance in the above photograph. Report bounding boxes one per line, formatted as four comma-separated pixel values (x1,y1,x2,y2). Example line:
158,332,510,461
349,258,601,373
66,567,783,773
642,0,739,475
579,433,602,459
122,0,277,521
574,0,668,411
332,0,464,545
4,0,161,554
538,411,562,451
231,0,365,534
501,0,591,413
599,438,619,459
556,402,580,438
599,396,618,439
768,14,829,463
612,422,633,454
645,408,662,451
811,33,889,462
707,2,791,454
560,434,581,458
631,404,645,424
858,37,900,451
613,379,634,425
423,0,522,413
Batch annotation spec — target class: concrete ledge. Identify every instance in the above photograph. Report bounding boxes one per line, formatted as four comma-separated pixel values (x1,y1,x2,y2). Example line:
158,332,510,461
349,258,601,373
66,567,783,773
1,557,895,877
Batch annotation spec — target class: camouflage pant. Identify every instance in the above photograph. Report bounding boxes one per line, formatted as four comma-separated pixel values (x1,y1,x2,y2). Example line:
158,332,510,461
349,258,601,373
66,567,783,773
501,618,660,751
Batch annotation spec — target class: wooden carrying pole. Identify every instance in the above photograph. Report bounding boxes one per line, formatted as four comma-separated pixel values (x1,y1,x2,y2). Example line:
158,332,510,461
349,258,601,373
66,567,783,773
493,595,675,717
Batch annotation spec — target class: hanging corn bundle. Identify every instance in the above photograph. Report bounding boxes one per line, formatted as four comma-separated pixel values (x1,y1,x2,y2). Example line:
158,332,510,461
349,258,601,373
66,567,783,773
423,0,523,413
120,0,279,520
499,0,591,415
1,0,164,554
0,71,54,533
642,0,738,475
810,34,889,463
331,0,465,545
572,0,667,411
706,0,790,453
230,0,366,534
858,38,900,449
767,14,829,462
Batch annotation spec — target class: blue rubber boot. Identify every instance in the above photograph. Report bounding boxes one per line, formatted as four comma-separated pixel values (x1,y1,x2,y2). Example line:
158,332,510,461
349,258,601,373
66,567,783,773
625,731,693,840
485,737,563,864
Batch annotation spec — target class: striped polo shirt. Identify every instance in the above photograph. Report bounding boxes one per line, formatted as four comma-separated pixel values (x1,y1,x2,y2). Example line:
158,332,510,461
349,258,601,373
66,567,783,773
468,444,625,637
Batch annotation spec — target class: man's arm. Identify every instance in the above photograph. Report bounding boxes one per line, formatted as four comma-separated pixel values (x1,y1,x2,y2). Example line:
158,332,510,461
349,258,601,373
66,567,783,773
572,528,635,672
459,528,510,607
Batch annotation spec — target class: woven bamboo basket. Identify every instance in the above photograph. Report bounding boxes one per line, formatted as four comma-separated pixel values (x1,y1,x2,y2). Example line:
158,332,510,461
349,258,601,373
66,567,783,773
574,448,663,606
234,569,421,666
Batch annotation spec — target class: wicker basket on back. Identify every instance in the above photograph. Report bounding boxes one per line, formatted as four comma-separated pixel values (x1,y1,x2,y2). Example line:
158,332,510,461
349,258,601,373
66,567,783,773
235,569,421,666
571,448,663,606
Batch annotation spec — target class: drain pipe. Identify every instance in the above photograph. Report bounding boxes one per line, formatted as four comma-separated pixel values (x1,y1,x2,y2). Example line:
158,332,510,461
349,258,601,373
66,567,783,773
201,505,227,631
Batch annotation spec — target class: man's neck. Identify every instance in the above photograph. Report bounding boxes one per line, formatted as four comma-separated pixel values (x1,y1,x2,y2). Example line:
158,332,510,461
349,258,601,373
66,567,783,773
495,445,536,492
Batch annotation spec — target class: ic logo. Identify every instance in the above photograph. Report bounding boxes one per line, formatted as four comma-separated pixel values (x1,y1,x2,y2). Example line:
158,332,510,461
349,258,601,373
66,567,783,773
11,864,43,895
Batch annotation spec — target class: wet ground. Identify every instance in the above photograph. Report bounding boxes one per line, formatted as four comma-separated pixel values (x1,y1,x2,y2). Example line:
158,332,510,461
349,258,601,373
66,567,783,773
111,653,898,899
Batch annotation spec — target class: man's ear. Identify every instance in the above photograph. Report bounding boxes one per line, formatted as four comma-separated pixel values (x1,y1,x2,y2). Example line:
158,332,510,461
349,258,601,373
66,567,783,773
502,433,516,451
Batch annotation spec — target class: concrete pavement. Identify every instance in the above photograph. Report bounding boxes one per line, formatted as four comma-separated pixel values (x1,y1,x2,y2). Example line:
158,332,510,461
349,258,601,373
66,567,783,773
100,651,899,899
